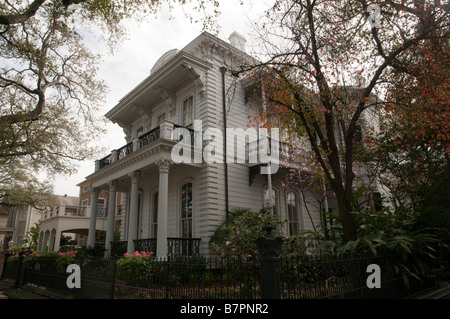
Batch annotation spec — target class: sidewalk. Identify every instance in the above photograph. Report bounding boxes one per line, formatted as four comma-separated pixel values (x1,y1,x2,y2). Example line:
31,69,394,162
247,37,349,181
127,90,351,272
408,283,450,299
2,278,450,299
0,280,51,299
0,280,13,299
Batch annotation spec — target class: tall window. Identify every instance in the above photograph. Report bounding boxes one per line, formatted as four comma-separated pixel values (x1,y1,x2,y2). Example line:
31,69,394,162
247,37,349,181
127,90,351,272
97,198,106,217
182,96,193,127
181,183,193,238
287,192,299,235
81,199,89,216
152,192,158,238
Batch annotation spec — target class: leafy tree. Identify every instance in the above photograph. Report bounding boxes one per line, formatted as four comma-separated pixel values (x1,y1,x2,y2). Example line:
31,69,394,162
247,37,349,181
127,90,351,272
366,30,450,227
234,0,449,241
0,0,219,205
22,222,41,250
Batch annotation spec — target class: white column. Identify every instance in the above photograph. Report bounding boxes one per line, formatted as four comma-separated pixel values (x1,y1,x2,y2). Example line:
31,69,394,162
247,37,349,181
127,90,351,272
156,159,172,258
88,187,99,248
105,180,118,257
127,171,140,254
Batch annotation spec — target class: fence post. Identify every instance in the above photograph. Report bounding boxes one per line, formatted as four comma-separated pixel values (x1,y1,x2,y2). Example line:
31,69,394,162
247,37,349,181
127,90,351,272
15,250,25,288
256,225,282,299
0,252,7,280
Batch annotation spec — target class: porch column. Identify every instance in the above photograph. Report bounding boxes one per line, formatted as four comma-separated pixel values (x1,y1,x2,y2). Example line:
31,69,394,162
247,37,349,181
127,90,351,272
156,159,172,258
105,180,118,257
127,171,140,254
88,187,99,248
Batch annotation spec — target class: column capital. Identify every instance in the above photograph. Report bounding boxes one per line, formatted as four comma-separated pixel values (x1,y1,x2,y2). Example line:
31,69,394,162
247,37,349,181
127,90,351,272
107,180,118,189
91,187,99,196
128,171,140,183
157,159,173,173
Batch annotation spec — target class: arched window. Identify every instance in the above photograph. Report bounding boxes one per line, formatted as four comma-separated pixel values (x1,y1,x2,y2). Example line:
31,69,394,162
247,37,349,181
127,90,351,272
287,192,299,235
182,96,193,127
180,183,193,238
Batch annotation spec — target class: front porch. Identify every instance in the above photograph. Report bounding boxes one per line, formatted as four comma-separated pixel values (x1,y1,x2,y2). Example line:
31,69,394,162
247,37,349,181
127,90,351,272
85,117,204,259
110,237,201,258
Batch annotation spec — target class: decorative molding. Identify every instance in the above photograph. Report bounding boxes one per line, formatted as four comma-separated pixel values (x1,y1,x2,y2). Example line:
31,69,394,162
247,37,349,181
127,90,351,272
115,120,132,142
91,187,99,197
152,86,177,117
107,180,118,189
156,159,173,174
143,112,152,132
128,171,140,184
181,62,207,99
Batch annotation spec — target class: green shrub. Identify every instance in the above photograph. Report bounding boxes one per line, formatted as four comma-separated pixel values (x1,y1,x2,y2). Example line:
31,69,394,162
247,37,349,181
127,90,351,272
210,208,285,260
116,251,157,281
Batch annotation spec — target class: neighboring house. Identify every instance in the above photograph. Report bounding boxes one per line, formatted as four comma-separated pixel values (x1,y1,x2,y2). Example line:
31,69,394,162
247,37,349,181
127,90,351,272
77,180,126,245
38,195,81,252
0,198,41,251
36,182,125,252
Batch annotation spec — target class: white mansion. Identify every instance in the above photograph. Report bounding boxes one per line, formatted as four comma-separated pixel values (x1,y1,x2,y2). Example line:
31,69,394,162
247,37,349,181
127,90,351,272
84,31,380,258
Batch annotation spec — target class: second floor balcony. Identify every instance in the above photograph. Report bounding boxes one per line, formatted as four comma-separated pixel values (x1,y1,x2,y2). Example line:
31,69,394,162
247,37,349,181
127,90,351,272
95,121,194,173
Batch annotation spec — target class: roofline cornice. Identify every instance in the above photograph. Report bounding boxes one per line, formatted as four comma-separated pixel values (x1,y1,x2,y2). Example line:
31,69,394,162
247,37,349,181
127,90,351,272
105,51,213,121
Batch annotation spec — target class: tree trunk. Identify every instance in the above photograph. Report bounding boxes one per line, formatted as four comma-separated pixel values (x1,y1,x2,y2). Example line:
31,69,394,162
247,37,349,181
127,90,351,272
340,200,357,241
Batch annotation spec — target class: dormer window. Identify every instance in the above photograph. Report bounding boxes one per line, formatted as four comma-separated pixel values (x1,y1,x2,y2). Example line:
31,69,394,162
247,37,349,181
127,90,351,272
182,96,193,127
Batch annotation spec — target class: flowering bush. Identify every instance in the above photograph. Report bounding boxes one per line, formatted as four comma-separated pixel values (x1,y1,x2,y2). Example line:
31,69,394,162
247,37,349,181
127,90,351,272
116,251,156,281
56,250,78,271
6,253,20,265
6,250,42,266
23,251,42,268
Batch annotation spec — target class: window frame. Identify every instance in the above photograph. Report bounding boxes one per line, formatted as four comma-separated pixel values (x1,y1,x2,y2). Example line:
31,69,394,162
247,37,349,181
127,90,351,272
286,191,300,236
180,182,194,238
151,191,158,238
181,95,194,128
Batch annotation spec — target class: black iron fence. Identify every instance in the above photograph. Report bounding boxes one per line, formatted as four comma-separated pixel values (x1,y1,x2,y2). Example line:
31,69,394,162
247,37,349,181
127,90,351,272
280,253,412,299
1,251,431,299
0,229,434,299
2,255,260,299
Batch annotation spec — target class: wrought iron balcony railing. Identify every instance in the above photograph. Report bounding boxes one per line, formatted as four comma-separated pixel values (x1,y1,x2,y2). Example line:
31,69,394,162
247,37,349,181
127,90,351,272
96,122,194,172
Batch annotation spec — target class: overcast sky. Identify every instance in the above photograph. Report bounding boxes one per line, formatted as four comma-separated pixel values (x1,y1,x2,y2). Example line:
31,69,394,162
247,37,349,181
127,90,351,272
53,0,272,197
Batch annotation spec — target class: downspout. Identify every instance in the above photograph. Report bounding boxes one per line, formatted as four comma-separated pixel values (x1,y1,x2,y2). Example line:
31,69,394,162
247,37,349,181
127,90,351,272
220,66,229,219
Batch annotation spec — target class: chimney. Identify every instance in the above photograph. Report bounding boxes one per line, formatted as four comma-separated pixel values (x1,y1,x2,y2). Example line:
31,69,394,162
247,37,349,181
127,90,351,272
228,31,247,53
